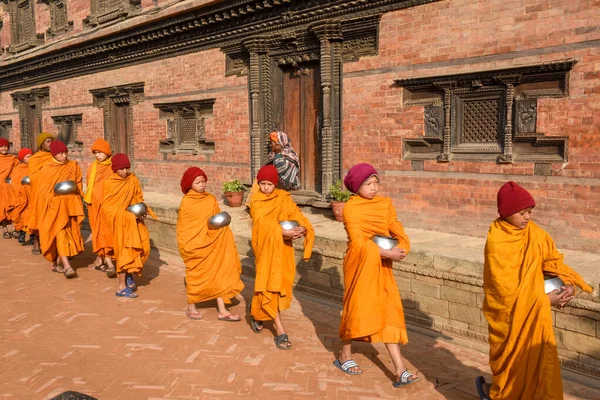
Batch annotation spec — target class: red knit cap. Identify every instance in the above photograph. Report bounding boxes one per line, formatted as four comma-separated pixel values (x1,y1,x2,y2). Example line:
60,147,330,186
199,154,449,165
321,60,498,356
18,148,33,161
0,138,10,148
497,181,536,218
50,140,68,156
256,164,278,185
111,153,130,172
180,167,208,194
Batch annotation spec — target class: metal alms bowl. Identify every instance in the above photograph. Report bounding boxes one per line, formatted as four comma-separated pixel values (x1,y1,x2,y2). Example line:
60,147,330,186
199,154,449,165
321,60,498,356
126,202,148,217
53,180,78,195
372,235,399,250
280,220,300,230
544,275,565,294
21,176,30,185
208,212,232,230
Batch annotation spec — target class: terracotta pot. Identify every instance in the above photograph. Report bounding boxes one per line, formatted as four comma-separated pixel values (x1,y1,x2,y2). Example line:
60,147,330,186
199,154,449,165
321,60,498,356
224,191,244,207
330,201,346,222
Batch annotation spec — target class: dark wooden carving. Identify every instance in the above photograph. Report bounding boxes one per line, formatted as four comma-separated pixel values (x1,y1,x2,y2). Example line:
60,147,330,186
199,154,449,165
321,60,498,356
83,0,142,29
396,60,574,164
153,99,216,155
51,114,83,151
0,120,12,141
10,87,49,149
3,0,44,54
90,83,144,159
41,0,74,38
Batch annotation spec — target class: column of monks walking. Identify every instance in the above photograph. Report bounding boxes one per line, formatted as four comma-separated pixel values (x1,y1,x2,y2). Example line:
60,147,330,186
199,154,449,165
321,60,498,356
0,132,593,398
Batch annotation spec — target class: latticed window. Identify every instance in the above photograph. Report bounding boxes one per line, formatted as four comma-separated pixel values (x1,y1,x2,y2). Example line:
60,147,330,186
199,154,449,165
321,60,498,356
6,0,43,53
43,0,73,38
84,0,142,28
0,121,12,142
51,114,83,152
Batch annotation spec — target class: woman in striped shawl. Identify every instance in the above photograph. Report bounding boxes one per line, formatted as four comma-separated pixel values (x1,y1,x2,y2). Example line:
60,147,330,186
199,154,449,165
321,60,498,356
266,131,301,191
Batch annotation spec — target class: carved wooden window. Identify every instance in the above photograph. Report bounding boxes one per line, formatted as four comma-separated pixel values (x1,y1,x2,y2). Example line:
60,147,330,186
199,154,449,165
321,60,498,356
4,0,44,53
83,0,141,29
10,87,49,150
154,100,215,154
396,60,574,169
51,114,83,152
42,0,73,38
0,120,12,142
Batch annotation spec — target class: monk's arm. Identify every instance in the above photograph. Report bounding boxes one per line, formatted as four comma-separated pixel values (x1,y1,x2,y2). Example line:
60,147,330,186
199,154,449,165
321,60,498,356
542,233,592,293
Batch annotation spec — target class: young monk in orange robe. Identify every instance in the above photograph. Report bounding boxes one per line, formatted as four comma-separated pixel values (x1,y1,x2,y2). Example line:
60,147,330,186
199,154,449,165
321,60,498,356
335,163,419,388
102,153,156,298
27,132,55,255
37,140,85,278
0,138,19,239
249,164,314,350
476,181,593,400
177,167,244,321
9,148,33,244
84,139,115,274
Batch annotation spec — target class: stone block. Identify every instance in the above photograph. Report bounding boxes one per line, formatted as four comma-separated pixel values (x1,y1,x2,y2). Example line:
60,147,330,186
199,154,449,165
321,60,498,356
443,279,484,293
555,313,596,336
394,275,411,293
441,286,477,306
415,275,444,285
569,307,600,322
449,303,480,325
476,293,485,308
450,320,469,330
556,330,600,359
305,270,333,288
411,280,440,298
414,294,449,318
557,348,580,361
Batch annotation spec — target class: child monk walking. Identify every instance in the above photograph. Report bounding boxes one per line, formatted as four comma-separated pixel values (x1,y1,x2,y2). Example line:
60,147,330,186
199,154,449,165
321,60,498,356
9,148,33,244
335,163,419,388
37,140,85,278
177,167,244,321
476,181,593,400
27,132,55,255
84,139,115,274
102,154,156,298
248,165,314,349
0,138,19,239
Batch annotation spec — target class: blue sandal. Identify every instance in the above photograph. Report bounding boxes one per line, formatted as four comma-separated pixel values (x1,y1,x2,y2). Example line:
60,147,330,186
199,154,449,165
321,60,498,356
126,274,137,291
392,370,420,388
116,287,138,298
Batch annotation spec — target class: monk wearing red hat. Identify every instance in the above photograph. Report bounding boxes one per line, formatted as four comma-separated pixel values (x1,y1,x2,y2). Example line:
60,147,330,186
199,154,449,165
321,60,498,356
37,140,85,278
476,181,593,400
27,132,55,255
84,139,115,274
335,163,419,388
248,164,314,350
102,154,156,298
9,148,34,244
177,167,244,321
0,137,19,239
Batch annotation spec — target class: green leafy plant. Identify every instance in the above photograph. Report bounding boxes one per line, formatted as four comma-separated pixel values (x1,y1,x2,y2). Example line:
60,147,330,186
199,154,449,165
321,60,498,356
222,179,245,193
329,179,351,202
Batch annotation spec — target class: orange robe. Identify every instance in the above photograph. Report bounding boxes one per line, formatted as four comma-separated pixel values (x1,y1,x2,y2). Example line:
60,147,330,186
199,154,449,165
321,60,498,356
0,154,19,223
27,151,53,232
102,173,156,275
339,195,411,343
85,159,114,258
249,189,314,321
483,219,593,400
9,164,31,231
37,160,85,262
177,191,244,304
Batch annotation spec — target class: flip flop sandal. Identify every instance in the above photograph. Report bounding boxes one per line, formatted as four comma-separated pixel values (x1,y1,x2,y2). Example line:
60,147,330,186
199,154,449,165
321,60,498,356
105,267,117,278
64,268,76,279
274,334,292,350
116,287,138,298
31,248,42,255
185,310,203,320
11,231,19,239
2,232,11,239
126,274,137,291
52,264,65,273
218,314,241,322
246,301,263,333
475,376,491,400
93,263,108,272
333,359,362,375
392,370,420,388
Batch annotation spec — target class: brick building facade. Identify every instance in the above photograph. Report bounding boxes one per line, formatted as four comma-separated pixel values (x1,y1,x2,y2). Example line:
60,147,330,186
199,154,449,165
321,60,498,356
0,0,599,252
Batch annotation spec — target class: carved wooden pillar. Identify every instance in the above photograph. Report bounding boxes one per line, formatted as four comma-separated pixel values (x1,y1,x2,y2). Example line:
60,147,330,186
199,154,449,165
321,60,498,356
496,75,520,164
434,81,454,162
10,87,49,149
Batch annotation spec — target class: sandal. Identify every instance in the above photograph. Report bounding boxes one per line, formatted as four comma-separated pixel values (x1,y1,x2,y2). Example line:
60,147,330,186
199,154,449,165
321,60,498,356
105,267,117,278
218,313,241,322
52,264,65,273
31,248,41,255
17,231,26,244
333,359,363,375
93,263,108,272
11,231,19,239
185,310,203,320
116,287,138,298
64,268,76,279
246,301,263,333
2,232,10,239
392,370,420,388
126,274,137,291
475,376,491,400
274,333,292,350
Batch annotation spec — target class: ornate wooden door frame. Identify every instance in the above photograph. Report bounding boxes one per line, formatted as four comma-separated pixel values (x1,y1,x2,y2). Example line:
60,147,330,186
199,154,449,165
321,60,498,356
11,86,49,149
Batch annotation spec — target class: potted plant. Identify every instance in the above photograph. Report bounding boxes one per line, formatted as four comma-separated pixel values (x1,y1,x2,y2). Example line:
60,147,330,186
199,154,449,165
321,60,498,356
222,179,245,207
329,179,351,222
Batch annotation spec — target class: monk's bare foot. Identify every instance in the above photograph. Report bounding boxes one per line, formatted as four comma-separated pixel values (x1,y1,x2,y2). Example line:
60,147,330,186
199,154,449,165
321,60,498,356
339,353,362,374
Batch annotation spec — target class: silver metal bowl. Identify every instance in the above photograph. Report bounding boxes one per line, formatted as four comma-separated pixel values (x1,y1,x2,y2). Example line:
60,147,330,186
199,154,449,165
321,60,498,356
372,235,399,250
21,176,30,185
54,180,78,195
126,202,148,217
4,177,11,184
544,275,565,294
280,220,300,230
208,212,232,230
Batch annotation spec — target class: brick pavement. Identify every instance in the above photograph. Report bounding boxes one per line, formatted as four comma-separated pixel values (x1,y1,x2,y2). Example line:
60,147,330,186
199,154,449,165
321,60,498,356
1,237,598,400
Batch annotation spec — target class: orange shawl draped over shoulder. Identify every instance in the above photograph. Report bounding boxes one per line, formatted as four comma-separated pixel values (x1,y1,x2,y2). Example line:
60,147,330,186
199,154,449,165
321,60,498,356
249,189,314,321
85,159,114,257
102,173,156,275
339,195,411,343
177,191,244,304
27,151,53,231
483,219,592,400
37,160,85,262
9,163,31,231
0,154,19,222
